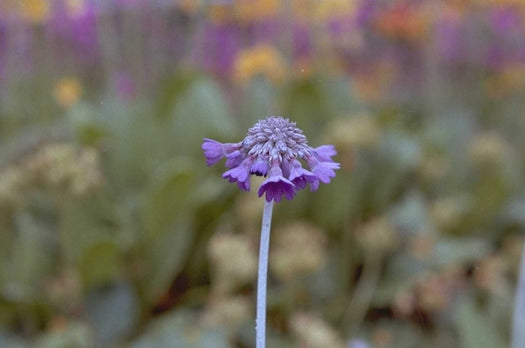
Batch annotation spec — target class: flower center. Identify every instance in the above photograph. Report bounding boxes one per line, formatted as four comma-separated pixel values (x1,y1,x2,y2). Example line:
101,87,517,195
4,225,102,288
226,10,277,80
242,116,311,162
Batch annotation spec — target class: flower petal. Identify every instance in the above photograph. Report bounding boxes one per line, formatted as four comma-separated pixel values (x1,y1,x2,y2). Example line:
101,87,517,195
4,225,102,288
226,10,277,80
202,138,225,166
222,159,252,191
258,175,296,202
314,145,337,161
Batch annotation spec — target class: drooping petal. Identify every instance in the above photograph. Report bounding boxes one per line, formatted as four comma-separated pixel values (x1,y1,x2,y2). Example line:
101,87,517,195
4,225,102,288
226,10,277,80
202,138,242,166
308,157,340,184
202,138,225,166
314,145,337,162
288,159,316,190
225,150,244,168
257,163,296,202
258,175,296,202
309,178,320,192
222,158,252,191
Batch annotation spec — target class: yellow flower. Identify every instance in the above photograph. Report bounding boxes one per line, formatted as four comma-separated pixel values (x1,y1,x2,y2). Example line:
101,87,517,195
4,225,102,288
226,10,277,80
53,77,83,108
20,0,50,23
233,0,280,23
313,0,357,23
177,0,202,15
233,44,287,84
208,3,234,24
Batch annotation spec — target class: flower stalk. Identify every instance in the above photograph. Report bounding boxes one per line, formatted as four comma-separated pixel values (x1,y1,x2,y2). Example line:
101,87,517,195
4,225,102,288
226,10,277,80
256,200,274,348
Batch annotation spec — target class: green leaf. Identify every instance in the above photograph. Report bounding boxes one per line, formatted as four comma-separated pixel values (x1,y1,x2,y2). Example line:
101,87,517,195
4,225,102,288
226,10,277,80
130,310,232,348
140,221,193,303
168,77,236,155
142,158,195,237
456,298,507,348
281,78,329,134
58,197,116,265
240,78,278,128
102,104,165,189
155,72,200,121
4,212,55,301
85,281,139,346
432,237,490,267
79,242,121,288
66,102,107,145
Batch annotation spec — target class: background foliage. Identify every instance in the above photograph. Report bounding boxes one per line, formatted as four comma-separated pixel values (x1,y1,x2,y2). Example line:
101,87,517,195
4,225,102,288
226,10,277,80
1,1,525,347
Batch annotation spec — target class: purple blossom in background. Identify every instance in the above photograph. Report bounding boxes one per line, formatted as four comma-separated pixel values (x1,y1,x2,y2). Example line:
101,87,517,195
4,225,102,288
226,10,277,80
46,0,100,64
245,19,280,43
293,24,312,59
355,0,378,28
112,71,136,100
490,6,522,37
434,14,464,64
202,116,339,202
0,19,7,81
194,22,241,76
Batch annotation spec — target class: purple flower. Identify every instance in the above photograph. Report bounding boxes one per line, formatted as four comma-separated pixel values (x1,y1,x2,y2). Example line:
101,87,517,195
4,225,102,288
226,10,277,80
258,163,296,202
193,23,241,76
307,156,340,184
314,145,337,161
201,138,241,166
288,159,316,190
251,157,270,176
113,71,136,100
46,0,100,64
202,116,339,202
223,158,252,191
225,150,244,169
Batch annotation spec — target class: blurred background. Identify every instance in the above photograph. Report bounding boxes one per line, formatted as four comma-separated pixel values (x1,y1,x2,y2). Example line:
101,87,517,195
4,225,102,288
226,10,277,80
1,0,525,347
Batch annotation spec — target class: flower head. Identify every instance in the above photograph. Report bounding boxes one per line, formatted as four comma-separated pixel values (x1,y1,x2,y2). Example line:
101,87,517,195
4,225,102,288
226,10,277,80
202,116,339,202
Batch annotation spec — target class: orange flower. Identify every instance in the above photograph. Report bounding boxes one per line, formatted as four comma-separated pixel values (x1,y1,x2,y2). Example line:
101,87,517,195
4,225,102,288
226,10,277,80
486,64,525,98
375,4,431,42
177,0,202,15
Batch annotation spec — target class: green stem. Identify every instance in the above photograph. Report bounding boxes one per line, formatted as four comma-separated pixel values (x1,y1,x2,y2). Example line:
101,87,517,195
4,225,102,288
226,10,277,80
342,250,382,336
512,237,525,348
